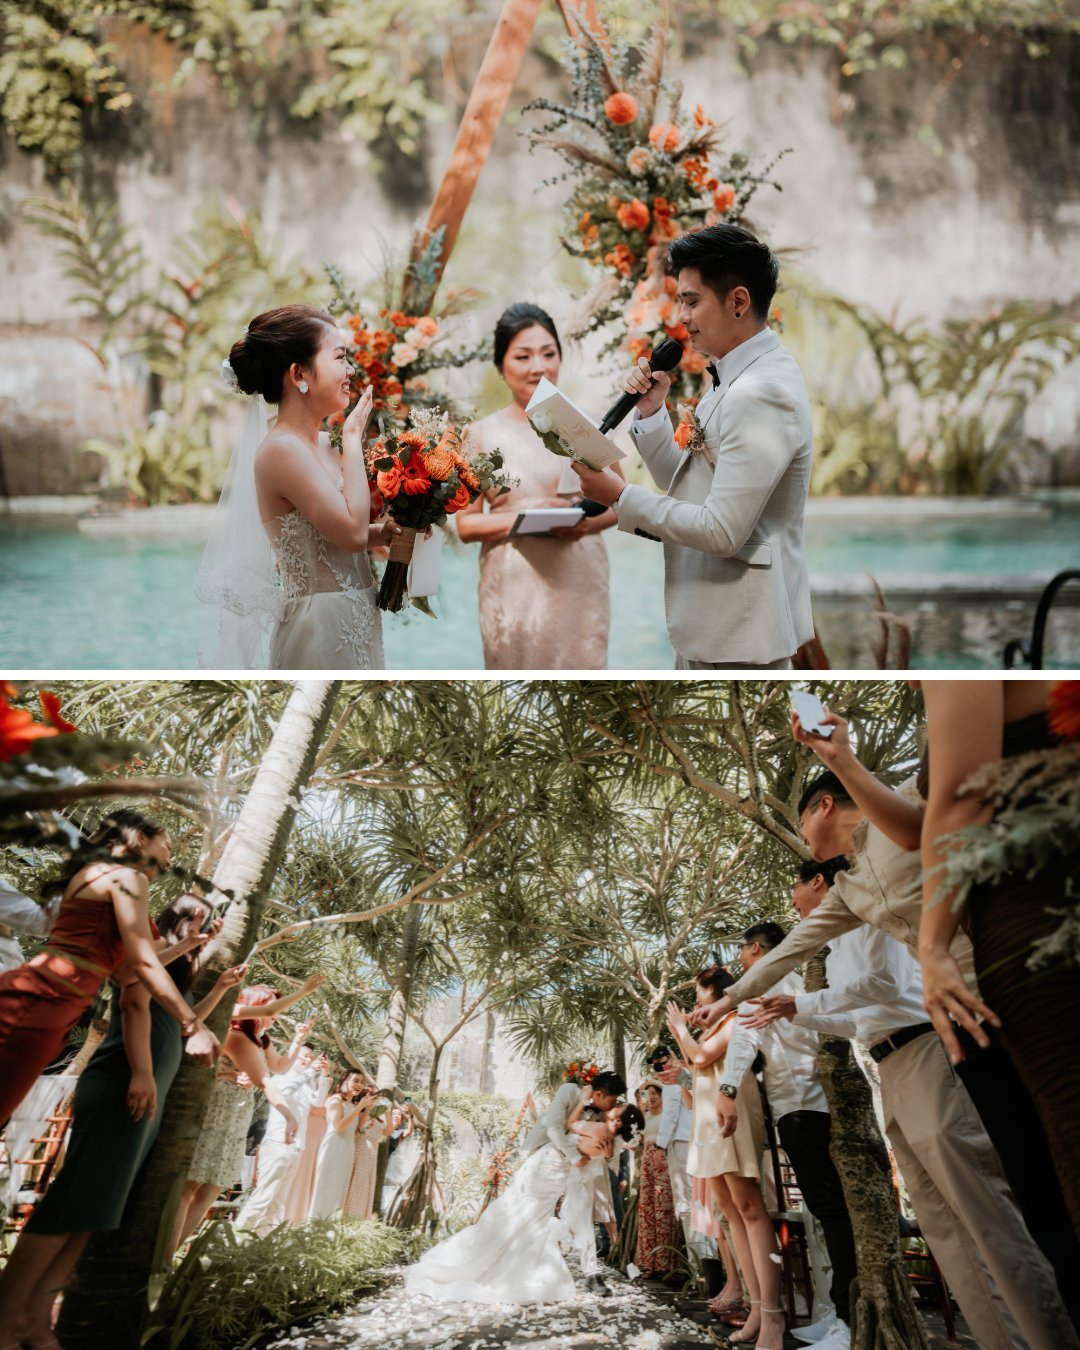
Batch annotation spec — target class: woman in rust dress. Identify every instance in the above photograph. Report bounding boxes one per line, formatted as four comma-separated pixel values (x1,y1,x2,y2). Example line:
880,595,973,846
0,811,217,1129
635,1081,683,1276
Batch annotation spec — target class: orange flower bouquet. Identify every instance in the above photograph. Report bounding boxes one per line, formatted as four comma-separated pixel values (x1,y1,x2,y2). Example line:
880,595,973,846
367,407,514,612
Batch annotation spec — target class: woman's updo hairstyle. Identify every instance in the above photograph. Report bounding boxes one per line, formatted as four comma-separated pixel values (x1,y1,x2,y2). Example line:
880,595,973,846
229,304,335,404
697,962,736,1001
492,302,562,371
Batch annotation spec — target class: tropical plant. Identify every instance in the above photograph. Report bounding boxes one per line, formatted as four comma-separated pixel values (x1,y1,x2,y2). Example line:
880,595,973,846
140,1215,414,1350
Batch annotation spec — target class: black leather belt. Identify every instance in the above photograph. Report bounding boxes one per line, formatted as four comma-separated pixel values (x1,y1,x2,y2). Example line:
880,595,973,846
868,1021,935,1064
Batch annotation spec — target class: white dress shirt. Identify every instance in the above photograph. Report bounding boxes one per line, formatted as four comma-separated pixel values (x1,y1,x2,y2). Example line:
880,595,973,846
721,971,828,1120
655,1081,692,1150
792,923,928,1049
263,1065,331,1150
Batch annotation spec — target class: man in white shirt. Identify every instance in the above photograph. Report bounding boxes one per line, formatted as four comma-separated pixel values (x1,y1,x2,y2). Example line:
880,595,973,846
0,880,61,974
725,839,1078,1350
718,916,856,1346
236,1047,331,1235
571,223,814,669
646,1045,693,1247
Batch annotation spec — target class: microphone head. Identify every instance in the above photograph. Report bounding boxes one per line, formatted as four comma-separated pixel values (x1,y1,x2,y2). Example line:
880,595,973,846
649,338,684,372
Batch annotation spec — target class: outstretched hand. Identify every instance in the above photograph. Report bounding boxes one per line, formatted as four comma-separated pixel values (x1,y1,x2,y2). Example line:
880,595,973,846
791,708,851,766
740,995,796,1029
920,945,998,1064
687,996,732,1030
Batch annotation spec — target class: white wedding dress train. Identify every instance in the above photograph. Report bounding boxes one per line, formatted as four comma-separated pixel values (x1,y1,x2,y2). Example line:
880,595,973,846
404,1146,585,1304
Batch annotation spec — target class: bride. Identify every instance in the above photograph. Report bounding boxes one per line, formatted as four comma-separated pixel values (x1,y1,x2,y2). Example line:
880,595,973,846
197,304,399,669
404,1098,643,1305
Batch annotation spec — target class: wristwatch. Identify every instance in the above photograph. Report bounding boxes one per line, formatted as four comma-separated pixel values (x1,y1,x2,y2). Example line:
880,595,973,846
719,1083,738,1101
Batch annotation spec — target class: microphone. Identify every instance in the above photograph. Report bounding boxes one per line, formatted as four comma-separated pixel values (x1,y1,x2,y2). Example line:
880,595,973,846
598,338,684,434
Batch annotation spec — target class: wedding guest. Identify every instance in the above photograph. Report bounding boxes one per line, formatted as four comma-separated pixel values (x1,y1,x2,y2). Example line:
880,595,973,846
919,680,1080,1247
0,812,219,1128
0,896,242,1350
571,224,814,669
169,975,323,1256
634,1082,682,1277
668,967,782,1350
718,914,857,1346
0,878,61,975
285,1094,328,1224
695,740,1077,1350
456,302,622,669
309,1072,377,1220
199,305,401,668
343,1090,382,1220
381,1101,419,1218
235,1045,332,1234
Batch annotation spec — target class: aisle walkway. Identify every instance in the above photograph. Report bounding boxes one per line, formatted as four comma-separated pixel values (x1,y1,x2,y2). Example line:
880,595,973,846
265,1270,721,1350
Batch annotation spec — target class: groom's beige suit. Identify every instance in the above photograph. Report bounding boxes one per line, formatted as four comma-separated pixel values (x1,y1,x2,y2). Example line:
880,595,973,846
614,327,814,667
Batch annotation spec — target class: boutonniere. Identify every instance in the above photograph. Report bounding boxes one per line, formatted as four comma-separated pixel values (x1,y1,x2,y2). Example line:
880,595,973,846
672,403,713,467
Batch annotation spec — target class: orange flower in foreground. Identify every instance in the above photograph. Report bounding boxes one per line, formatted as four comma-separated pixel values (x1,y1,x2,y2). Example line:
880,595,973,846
400,460,432,496
713,182,736,214
1049,681,1080,742
648,122,682,153
39,691,76,733
377,465,403,500
604,91,638,126
673,421,693,449
616,197,651,232
0,693,63,761
443,482,472,514
369,489,385,521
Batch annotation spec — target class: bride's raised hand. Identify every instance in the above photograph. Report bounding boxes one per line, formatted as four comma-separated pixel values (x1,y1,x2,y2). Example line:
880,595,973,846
341,386,374,454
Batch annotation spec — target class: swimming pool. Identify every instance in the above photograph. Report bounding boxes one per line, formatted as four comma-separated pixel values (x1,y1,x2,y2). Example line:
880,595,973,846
1,500,1077,669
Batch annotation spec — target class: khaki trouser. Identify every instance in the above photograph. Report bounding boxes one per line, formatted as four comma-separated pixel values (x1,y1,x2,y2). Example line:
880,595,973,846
235,1140,302,1236
880,1031,1078,1350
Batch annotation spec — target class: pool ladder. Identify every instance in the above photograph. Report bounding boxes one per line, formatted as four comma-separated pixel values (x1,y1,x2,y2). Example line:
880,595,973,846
1004,569,1080,668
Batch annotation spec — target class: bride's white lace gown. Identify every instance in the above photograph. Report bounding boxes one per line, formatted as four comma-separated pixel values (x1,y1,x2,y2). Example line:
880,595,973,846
404,1146,579,1304
264,503,384,670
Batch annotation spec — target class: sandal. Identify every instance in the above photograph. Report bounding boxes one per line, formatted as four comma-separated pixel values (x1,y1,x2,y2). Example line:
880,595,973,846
728,1302,761,1344
709,1297,750,1325
753,1307,787,1350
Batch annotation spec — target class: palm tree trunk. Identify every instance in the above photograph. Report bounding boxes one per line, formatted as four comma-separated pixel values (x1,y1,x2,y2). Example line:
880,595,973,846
57,680,341,1350
803,953,931,1350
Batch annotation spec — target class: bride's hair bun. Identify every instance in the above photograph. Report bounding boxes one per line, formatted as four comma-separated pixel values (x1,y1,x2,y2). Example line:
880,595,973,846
228,304,336,403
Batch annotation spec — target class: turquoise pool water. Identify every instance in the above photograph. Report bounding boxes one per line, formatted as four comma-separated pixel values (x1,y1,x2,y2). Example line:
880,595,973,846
1,505,1078,670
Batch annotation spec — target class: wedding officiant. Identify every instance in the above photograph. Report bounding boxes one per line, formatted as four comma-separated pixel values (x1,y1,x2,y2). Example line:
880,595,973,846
457,303,622,669
573,225,814,670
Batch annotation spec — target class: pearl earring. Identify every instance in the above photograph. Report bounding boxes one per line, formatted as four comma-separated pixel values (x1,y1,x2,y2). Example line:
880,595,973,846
299,381,309,394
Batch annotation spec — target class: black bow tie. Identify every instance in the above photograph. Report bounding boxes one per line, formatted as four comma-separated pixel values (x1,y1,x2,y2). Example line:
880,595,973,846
707,363,720,389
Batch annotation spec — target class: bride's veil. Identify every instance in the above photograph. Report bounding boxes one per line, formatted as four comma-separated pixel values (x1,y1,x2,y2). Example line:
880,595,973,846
194,365,280,668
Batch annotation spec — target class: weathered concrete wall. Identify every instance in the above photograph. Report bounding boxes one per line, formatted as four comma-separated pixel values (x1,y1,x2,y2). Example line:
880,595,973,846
2,20,1079,493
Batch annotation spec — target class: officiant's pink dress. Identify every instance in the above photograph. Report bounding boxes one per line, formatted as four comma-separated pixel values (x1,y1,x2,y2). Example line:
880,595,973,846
465,407,609,669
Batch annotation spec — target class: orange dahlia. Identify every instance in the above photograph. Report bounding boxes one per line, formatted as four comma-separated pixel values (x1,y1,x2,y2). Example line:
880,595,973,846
1049,681,1080,742
616,198,651,232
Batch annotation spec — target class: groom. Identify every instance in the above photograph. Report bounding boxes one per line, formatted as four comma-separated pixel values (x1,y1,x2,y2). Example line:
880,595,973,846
522,1069,627,1296
573,223,814,669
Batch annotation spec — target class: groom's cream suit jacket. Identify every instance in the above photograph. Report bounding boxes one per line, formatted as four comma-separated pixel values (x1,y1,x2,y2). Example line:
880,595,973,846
614,328,814,665
522,1081,580,1162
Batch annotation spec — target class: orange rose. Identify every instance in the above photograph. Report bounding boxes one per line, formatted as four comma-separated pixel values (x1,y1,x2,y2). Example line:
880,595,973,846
665,321,690,343
1049,681,1080,741
673,421,692,449
604,91,638,125
616,198,651,232
369,489,385,521
381,378,404,399
648,122,681,153
415,315,438,338
713,182,736,214
377,465,403,500
400,460,432,495
443,482,473,514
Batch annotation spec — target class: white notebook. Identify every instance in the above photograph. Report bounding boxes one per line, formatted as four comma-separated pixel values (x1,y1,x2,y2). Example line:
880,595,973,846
508,507,586,537
526,378,627,470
